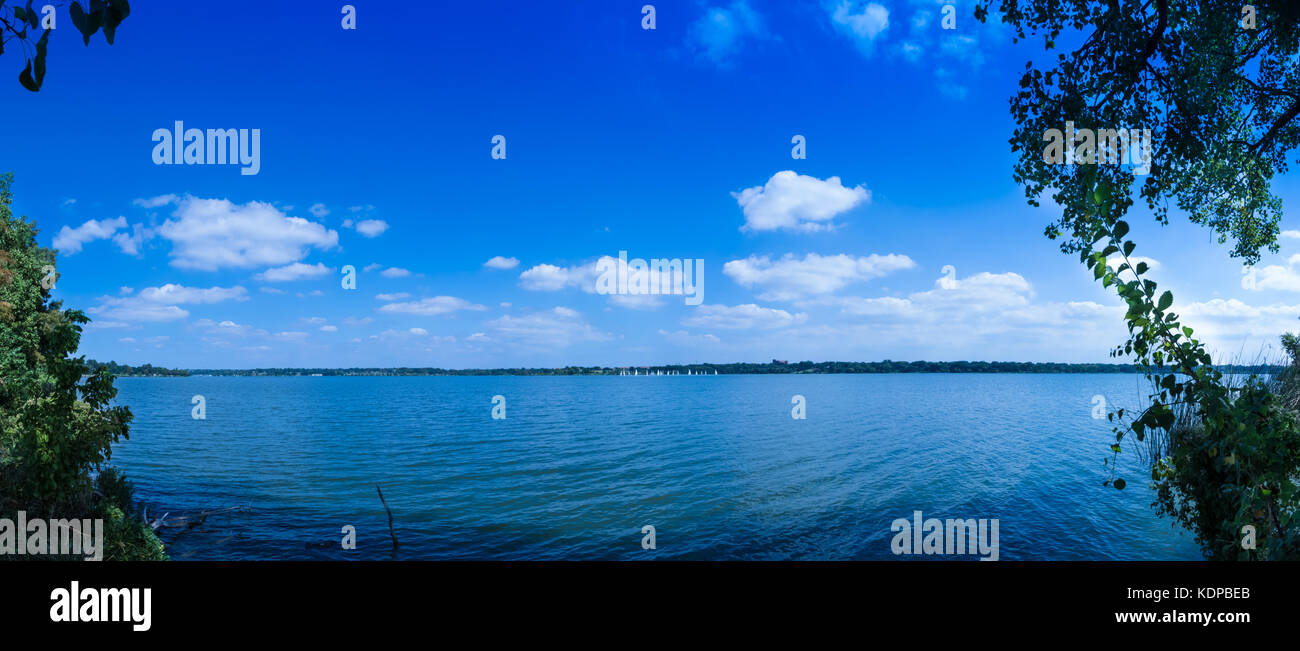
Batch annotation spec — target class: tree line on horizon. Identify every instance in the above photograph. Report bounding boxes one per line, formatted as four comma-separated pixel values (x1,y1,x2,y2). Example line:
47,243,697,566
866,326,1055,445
174,360,1287,377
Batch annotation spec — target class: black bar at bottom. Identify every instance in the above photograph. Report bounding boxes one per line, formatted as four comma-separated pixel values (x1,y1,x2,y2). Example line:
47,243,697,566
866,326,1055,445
0,561,1286,638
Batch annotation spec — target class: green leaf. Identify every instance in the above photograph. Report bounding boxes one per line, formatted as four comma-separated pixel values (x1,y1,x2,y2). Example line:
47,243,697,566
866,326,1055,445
1157,291,1173,311
69,1,102,45
18,59,39,92
1123,241,1135,257
103,0,130,44
32,28,48,86
1113,221,1129,239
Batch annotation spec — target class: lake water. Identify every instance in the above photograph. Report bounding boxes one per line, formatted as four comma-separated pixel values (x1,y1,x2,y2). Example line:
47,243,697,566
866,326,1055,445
108,374,1203,560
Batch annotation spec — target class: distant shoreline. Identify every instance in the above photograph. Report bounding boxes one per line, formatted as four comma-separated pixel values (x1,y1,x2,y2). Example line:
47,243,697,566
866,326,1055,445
94,360,1287,378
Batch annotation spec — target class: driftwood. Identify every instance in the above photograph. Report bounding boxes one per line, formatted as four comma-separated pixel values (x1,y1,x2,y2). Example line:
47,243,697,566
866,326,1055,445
376,484,399,550
143,505,246,531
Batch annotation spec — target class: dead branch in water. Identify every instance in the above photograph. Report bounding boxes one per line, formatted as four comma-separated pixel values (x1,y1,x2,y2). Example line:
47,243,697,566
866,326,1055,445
143,505,246,531
376,484,399,550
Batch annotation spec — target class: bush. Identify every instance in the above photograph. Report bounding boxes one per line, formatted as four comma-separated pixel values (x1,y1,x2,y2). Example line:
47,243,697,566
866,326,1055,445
0,173,165,561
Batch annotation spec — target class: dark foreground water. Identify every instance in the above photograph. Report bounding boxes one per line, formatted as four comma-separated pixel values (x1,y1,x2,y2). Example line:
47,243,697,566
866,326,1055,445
109,374,1201,560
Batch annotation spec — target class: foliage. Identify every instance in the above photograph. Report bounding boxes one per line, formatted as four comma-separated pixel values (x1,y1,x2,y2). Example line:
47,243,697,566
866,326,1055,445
979,1,1300,558
86,359,189,377
1,0,129,91
0,172,163,559
977,0,1300,263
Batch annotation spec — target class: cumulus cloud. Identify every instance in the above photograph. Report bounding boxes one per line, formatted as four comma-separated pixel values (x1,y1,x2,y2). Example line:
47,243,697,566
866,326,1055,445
659,329,721,345
724,252,915,300
53,217,127,254
484,256,520,270
486,307,611,347
255,262,332,282
375,292,412,301
380,267,411,278
829,1,890,54
518,262,597,291
1246,254,1300,292
133,194,180,209
111,223,153,256
152,196,338,270
682,303,808,330
88,284,247,323
687,0,766,66
309,203,330,217
136,284,249,304
1105,256,1161,279
353,219,389,238
734,171,870,232
377,296,486,316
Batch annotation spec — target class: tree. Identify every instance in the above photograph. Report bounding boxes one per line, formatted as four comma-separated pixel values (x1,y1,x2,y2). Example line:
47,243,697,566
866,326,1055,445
978,1,1300,558
0,172,163,559
1,0,130,92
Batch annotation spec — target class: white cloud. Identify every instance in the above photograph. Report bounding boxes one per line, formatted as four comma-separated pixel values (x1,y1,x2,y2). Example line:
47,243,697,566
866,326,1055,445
363,263,383,273
1104,255,1161,279
136,284,249,304
320,325,338,332
734,171,870,232
309,203,330,217
353,219,389,238
519,262,597,291
133,194,180,209
88,301,189,323
659,329,721,345
111,223,152,256
1248,255,1300,292
380,267,411,278
682,303,808,330
377,296,486,316
484,256,520,270
829,1,890,54
88,284,247,324
609,294,665,310
723,252,915,300
375,292,412,301
53,217,127,254
153,196,338,271
687,0,766,66
255,262,332,282
486,307,611,347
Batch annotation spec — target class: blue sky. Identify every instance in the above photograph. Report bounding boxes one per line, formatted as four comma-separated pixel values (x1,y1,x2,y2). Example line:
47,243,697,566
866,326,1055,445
4,0,1299,369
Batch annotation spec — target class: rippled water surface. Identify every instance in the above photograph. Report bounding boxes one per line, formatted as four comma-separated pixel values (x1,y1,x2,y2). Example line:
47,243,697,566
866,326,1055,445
108,374,1202,560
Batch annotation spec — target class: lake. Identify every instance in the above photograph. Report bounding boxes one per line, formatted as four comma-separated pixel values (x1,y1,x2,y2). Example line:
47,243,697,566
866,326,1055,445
108,374,1202,560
